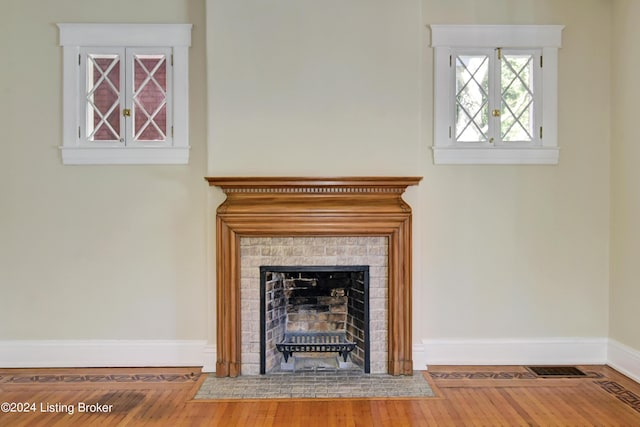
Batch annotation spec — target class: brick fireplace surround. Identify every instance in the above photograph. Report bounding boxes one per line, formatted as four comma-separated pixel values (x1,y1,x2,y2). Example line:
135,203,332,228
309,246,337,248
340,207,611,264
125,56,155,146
206,177,422,377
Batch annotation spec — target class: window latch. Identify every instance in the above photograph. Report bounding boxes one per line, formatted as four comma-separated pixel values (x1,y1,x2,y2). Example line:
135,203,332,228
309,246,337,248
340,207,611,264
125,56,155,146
123,108,131,117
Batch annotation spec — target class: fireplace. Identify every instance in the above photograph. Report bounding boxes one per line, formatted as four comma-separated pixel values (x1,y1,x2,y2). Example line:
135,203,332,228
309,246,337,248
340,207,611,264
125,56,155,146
242,237,386,375
206,177,422,377
260,265,370,374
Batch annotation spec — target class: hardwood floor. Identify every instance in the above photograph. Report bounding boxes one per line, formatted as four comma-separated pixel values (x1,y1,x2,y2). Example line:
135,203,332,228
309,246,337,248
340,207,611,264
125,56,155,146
1,365,639,426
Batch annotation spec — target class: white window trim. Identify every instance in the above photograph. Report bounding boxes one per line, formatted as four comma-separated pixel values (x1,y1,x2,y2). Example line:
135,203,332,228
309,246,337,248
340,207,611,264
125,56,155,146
58,23,192,165
430,25,564,165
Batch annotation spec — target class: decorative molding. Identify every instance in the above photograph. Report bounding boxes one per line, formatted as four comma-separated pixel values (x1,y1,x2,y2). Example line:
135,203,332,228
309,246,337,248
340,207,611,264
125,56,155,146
58,23,193,47
0,372,200,384
430,24,564,48
207,176,422,377
421,338,608,367
412,342,428,371
432,147,560,165
60,146,190,165
222,187,406,194
0,340,210,369
4,338,638,382
202,345,217,373
607,339,640,384
595,380,640,414
430,370,604,380
206,176,422,194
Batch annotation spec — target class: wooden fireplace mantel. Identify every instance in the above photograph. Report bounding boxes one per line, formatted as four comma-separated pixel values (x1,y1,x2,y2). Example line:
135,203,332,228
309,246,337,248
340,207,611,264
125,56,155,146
206,176,422,376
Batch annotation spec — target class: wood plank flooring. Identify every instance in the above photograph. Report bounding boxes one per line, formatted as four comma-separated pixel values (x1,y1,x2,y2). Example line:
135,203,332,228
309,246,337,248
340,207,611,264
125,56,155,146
0,365,639,426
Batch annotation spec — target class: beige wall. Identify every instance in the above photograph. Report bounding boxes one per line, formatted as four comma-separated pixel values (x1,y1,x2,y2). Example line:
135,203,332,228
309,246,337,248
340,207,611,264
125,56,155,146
0,0,208,340
206,0,423,176
1,0,628,360
206,0,611,345
420,0,611,339
611,0,640,350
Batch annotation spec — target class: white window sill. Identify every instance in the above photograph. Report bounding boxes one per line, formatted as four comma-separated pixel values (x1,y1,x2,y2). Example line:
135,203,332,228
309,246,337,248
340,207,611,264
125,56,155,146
60,146,190,165
432,147,559,165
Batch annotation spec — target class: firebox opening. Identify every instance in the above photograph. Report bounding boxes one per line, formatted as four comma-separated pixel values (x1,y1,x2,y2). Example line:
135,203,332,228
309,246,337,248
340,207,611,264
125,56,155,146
260,265,370,374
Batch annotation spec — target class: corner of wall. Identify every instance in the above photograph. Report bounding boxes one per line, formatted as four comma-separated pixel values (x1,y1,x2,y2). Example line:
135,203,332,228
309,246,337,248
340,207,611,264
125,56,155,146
607,339,640,383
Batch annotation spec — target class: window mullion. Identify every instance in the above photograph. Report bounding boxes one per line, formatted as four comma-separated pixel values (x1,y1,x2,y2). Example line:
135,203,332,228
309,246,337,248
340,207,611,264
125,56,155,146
448,50,455,143
115,51,126,144
534,51,543,145
490,49,501,146
114,48,126,145
124,48,134,146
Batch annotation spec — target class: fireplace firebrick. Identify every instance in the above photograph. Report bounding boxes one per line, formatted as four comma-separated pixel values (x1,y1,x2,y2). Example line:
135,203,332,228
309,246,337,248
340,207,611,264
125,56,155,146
260,265,370,374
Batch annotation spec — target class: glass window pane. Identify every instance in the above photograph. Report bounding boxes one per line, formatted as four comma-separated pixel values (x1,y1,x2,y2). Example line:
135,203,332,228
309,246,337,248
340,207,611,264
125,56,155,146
455,55,489,142
133,54,167,142
501,54,534,142
86,55,121,141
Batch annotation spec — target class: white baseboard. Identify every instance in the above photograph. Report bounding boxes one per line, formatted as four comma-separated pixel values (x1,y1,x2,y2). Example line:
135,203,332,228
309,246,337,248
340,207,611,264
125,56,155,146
607,339,640,383
418,337,608,368
202,345,217,373
412,342,428,370
0,340,216,372
6,339,637,381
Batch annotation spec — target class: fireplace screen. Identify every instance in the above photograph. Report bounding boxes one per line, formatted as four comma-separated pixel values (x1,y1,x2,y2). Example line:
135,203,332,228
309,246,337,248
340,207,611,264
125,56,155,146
260,266,370,374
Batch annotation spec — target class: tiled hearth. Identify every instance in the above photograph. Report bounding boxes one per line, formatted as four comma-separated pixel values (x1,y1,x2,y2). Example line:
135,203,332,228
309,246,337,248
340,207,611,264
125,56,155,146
206,177,421,377
240,236,388,375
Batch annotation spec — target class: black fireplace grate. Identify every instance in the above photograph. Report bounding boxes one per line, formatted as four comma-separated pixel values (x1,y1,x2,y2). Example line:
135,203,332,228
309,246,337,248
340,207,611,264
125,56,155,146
276,332,356,363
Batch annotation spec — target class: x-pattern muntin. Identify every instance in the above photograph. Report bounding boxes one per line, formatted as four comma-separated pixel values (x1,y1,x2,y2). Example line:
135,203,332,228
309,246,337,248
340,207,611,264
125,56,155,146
500,55,534,141
455,55,489,141
86,56,121,140
133,56,167,141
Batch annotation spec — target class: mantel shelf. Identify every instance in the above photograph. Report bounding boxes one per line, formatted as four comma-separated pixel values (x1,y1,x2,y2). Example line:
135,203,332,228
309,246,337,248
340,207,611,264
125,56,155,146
205,176,422,194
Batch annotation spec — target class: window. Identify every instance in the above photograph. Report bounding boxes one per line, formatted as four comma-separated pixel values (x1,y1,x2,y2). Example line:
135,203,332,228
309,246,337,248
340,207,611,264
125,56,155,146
58,24,192,164
431,25,563,164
